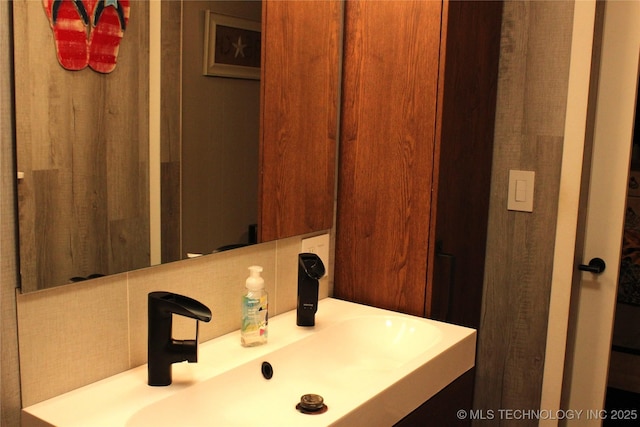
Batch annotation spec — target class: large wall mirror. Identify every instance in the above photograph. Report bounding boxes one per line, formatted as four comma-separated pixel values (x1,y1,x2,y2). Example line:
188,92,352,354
14,0,340,293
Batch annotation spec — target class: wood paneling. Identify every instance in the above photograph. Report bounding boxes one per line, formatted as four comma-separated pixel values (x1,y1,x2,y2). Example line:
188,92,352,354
335,0,502,325
335,0,443,317
14,0,150,290
473,1,574,422
259,0,340,242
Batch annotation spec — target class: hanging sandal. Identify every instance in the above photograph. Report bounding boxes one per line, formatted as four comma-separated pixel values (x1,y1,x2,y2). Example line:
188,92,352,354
43,0,90,71
88,0,130,73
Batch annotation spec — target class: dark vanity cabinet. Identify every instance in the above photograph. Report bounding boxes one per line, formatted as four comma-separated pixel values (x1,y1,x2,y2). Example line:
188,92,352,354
335,1,503,423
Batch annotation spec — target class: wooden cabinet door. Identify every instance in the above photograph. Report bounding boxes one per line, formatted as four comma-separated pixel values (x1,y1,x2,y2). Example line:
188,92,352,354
335,0,502,327
259,0,341,242
334,0,443,317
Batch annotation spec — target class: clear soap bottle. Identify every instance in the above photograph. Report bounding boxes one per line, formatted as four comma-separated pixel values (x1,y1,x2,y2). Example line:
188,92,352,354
241,265,268,347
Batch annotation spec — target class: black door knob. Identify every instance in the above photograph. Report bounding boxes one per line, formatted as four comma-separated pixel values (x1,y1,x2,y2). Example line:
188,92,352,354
578,258,606,274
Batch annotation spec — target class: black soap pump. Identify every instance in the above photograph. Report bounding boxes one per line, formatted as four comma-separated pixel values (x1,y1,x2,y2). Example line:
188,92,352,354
297,253,326,327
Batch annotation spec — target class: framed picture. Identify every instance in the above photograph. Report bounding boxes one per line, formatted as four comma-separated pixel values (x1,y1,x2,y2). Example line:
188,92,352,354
203,12,261,80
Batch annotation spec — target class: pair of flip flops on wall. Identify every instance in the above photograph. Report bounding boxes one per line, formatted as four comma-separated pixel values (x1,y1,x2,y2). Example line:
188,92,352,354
43,0,129,73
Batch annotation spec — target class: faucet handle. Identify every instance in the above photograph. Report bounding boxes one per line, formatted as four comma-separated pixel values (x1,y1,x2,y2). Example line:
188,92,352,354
147,292,212,386
299,253,326,279
148,291,212,322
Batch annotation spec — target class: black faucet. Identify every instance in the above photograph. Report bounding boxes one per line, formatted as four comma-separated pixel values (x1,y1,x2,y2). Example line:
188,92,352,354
297,253,326,327
148,291,212,386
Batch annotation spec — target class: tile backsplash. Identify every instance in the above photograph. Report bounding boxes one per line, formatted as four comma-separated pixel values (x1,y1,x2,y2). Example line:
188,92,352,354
17,233,332,407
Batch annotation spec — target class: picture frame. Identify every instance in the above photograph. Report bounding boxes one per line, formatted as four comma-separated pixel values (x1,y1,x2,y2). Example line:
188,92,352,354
203,12,261,80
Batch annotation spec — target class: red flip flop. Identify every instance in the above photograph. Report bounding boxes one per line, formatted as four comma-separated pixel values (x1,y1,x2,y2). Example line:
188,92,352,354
88,0,129,74
43,0,90,71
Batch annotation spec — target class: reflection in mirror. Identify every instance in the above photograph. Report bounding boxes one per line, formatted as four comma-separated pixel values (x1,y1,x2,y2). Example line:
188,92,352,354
161,0,261,263
14,0,261,292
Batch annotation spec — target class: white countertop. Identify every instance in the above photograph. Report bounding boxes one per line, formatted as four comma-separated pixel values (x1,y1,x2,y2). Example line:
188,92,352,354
22,298,476,427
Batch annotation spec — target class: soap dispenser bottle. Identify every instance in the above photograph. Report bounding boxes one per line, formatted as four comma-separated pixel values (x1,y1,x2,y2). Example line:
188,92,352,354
241,265,268,347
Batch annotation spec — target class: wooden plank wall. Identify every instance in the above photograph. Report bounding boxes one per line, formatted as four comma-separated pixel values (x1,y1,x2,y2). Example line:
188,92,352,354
1,1,22,424
13,0,150,291
473,1,574,422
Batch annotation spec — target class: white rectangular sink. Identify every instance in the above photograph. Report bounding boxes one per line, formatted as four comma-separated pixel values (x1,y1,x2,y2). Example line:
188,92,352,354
22,298,476,426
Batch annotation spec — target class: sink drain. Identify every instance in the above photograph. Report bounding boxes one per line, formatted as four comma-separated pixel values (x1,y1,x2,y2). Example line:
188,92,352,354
261,361,273,380
296,394,328,415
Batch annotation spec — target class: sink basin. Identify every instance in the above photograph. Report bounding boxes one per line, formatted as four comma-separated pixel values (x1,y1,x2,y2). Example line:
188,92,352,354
127,316,443,426
22,298,475,427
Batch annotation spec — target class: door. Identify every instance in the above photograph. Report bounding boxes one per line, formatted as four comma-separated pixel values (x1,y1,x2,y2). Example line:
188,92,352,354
334,0,443,317
563,0,640,421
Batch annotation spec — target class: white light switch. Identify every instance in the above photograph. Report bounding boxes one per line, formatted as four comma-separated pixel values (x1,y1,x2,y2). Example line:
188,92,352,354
508,170,535,212
515,180,527,202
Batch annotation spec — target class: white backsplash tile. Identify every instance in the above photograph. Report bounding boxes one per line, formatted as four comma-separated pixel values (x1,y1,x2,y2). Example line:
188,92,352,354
17,275,130,407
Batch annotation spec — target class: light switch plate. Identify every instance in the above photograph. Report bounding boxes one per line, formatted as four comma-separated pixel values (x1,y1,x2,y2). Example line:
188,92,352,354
508,170,535,212
301,233,330,277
